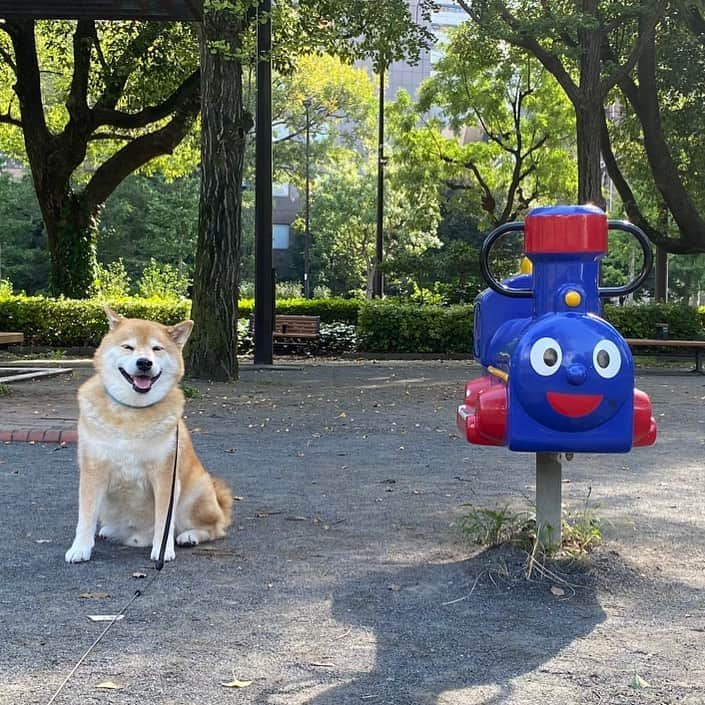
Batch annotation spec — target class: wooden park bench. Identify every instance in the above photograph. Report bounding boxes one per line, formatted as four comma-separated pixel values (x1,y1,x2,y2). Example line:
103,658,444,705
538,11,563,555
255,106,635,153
625,338,705,373
272,314,320,340
249,314,321,343
0,332,24,346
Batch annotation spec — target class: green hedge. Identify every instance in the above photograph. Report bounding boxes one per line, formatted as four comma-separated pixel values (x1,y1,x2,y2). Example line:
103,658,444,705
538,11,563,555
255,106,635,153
0,294,360,348
238,297,360,324
0,296,190,347
603,303,703,339
357,300,474,353
357,301,704,354
1,294,701,353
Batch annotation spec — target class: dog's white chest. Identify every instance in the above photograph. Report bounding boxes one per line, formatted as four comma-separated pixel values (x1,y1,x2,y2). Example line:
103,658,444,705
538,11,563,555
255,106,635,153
83,432,175,468
78,391,179,470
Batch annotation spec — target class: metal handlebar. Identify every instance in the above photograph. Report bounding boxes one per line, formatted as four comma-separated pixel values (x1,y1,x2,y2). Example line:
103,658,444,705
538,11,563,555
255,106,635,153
479,218,653,299
598,220,653,298
479,222,532,298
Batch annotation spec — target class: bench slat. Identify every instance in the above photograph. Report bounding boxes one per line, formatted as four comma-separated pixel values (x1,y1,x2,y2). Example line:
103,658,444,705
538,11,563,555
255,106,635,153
624,338,705,373
625,338,705,348
249,315,320,339
0,332,24,345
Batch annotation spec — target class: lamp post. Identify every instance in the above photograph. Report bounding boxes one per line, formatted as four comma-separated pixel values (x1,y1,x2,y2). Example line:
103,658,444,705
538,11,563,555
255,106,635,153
303,97,312,299
254,0,273,365
373,66,385,298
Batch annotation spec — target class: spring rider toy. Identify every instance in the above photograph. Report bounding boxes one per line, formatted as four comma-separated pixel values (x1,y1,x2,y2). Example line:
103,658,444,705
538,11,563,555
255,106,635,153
457,204,657,545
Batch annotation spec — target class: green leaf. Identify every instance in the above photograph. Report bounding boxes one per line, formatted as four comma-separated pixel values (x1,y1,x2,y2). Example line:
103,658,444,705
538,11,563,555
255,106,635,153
629,674,651,689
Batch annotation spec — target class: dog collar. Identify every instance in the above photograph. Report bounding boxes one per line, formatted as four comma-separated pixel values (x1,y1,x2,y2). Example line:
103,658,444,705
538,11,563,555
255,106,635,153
104,386,162,409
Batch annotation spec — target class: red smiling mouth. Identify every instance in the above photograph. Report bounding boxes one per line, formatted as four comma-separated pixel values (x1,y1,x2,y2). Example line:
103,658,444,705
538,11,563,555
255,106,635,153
546,391,603,417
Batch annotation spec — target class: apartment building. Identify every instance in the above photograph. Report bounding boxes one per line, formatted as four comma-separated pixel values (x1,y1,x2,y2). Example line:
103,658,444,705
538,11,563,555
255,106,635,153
383,1,467,101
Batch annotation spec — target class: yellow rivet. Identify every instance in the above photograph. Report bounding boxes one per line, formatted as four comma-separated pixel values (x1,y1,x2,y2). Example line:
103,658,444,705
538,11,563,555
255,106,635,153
520,257,533,274
565,290,581,307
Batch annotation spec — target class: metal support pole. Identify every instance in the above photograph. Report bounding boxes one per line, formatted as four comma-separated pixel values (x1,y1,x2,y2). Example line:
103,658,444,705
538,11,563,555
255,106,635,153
303,98,312,299
254,0,273,365
535,452,562,549
373,66,385,299
271,268,276,322
654,246,668,302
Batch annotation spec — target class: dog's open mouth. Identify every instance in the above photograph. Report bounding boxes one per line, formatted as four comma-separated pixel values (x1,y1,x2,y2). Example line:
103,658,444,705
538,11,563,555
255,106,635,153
119,367,162,394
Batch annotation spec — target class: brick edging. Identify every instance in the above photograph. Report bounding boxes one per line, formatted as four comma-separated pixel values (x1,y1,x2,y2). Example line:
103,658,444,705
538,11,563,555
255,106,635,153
0,429,78,444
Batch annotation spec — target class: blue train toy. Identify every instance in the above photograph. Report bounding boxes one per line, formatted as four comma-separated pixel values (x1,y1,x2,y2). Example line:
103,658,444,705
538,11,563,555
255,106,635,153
457,205,657,453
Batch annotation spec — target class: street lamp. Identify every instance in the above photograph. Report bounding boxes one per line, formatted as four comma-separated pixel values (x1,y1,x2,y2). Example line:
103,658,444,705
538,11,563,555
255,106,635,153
303,97,313,299
254,0,273,365
373,66,385,298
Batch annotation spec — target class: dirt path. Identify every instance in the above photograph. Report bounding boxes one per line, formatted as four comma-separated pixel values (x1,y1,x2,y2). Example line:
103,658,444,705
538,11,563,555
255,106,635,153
1,359,704,704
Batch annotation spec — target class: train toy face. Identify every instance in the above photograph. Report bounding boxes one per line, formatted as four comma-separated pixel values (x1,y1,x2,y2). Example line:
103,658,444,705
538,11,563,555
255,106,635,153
511,314,633,433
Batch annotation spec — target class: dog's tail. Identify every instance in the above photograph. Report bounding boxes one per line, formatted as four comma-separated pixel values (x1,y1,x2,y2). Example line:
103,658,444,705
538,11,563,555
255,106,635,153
213,476,234,528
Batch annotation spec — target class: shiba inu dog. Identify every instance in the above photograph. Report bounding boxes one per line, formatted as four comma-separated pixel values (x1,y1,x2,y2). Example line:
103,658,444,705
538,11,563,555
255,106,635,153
65,306,232,563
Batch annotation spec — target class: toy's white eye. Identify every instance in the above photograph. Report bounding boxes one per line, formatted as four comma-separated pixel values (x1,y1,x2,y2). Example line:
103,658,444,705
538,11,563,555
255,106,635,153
593,339,621,378
530,337,563,376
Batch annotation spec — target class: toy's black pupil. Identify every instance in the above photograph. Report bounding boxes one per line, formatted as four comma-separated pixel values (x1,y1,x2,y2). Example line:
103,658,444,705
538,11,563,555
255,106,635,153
543,348,558,366
597,349,610,368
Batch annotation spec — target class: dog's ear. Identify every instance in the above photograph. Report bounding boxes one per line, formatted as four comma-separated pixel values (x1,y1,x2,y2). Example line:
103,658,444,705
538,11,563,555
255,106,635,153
104,305,124,331
168,320,194,348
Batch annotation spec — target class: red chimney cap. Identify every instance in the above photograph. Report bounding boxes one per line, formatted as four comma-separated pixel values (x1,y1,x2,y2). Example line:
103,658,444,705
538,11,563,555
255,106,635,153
524,205,607,255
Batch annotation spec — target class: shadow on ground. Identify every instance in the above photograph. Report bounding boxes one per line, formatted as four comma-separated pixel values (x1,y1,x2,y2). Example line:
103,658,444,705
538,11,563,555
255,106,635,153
298,546,606,705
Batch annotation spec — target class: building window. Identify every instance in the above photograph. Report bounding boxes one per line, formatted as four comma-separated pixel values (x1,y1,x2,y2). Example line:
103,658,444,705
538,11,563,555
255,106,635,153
273,182,290,198
273,224,290,250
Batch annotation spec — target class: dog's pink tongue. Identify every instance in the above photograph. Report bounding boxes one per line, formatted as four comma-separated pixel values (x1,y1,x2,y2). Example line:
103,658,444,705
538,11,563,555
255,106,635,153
133,375,152,390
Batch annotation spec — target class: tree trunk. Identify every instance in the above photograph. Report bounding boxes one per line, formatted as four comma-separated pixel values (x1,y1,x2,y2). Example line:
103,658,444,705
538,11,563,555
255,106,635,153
574,1,605,208
185,12,252,381
617,29,705,252
366,265,376,299
598,105,696,253
5,19,201,298
575,103,605,208
42,190,99,298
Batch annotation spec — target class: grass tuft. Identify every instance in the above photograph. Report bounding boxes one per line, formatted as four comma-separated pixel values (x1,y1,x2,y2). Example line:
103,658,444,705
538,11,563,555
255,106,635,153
461,491,603,586
181,383,203,399
461,504,533,549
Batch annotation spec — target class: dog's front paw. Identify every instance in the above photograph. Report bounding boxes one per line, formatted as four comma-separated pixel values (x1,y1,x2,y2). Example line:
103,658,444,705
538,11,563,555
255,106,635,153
65,542,93,563
125,532,151,547
150,545,175,562
176,529,207,546
98,525,118,541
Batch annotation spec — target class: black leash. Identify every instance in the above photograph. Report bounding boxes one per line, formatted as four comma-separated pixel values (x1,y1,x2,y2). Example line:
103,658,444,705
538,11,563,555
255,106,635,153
46,424,180,704
45,572,160,705
155,422,179,571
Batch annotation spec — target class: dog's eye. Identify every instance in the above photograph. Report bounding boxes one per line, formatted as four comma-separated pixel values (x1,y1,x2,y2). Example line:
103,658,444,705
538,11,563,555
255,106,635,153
121,344,135,351
152,345,164,352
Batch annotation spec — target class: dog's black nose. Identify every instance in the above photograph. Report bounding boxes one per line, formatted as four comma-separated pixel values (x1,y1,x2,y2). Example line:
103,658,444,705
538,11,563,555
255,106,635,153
136,357,153,372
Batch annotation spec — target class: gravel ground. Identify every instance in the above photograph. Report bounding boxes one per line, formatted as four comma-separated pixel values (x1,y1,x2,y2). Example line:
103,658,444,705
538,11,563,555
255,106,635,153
1,358,705,705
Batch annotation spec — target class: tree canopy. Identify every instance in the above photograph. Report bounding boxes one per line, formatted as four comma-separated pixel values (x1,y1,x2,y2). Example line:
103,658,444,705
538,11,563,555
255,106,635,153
458,0,665,202
3,0,705,323
601,3,705,253
0,19,200,296
393,22,576,229
457,0,705,253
